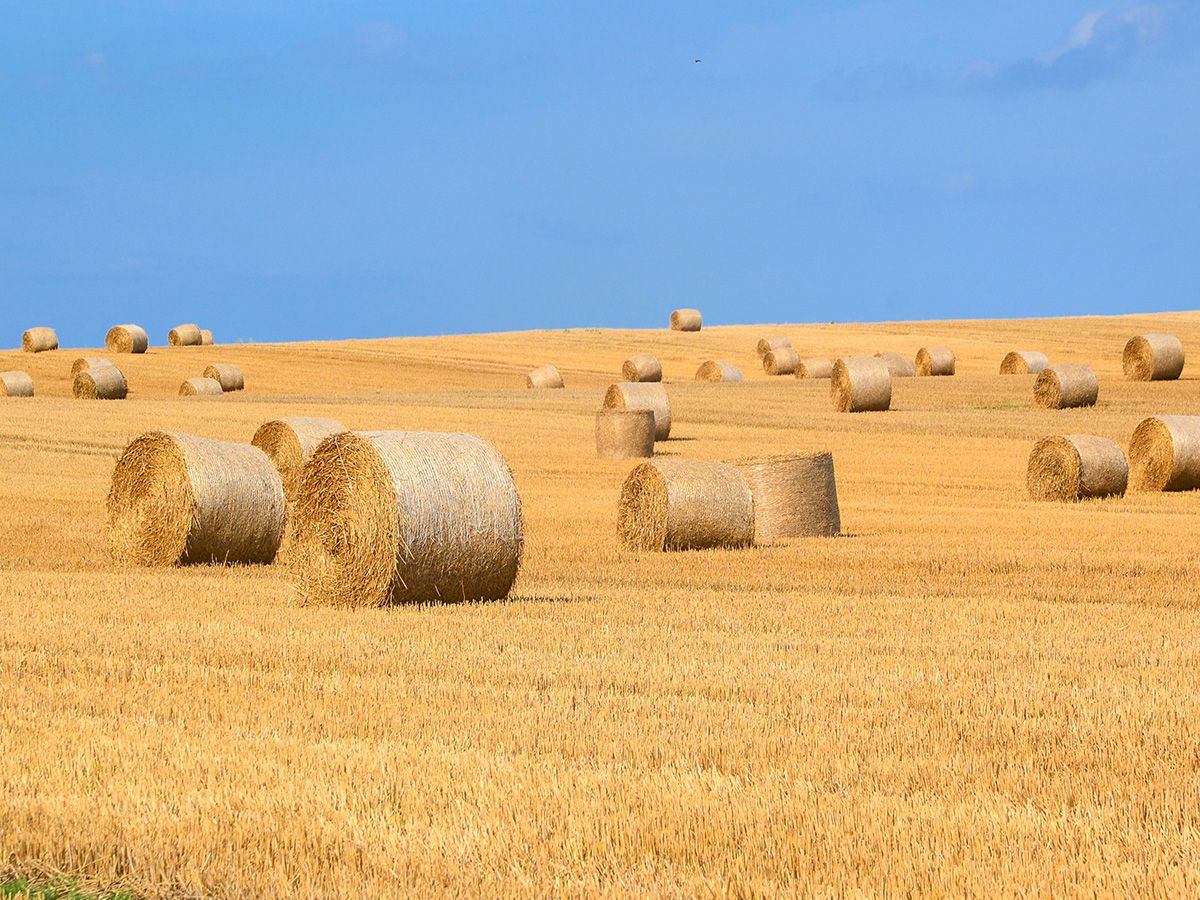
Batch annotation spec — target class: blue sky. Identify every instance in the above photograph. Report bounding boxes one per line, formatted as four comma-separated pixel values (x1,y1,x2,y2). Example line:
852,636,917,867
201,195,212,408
1,2,1197,344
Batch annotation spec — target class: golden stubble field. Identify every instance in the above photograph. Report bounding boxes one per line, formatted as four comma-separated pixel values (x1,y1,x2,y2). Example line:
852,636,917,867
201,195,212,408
2,312,1199,897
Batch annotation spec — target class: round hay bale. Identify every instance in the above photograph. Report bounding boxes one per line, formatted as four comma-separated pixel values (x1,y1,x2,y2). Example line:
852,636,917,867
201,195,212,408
71,356,113,377
0,371,34,397
1123,334,1184,382
526,364,564,389
763,346,799,376
73,365,127,400
915,347,955,376
756,336,792,359
180,377,224,397
874,352,915,378
618,459,753,551
252,417,347,497
105,324,148,354
168,324,203,347
199,329,214,345
695,360,744,383
203,363,245,392
107,431,285,567
595,409,655,460
291,431,523,606
796,358,833,379
736,453,840,542
1000,351,1049,375
603,383,672,441
621,353,662,383
831,356,892,412
1034,364,1098,409
1027,435,1128,502
669,308,702,332
22,327,58,353
1128,415,1200,492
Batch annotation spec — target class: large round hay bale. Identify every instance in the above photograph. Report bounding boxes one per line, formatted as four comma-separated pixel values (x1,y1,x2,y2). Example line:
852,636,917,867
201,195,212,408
603,383,671,440
756,336,792,359
1128,415,1200,492
0,371,34,397
291,431,523,606
1027,435,1128,502
915,347,955,376
203,363,244,392
252,417,347,496
669,308,702,331
199,329,214,345
105,324,148,354
595,409,655,460
526,364,564,389
1123,334,1184,382
763,346,799,376
107,432,285,567
180,377,223,396
875,352,915,377
831,356,892,412
71,356,113,377
796,358,833,379
736,453,840,542
73,365,127,400
22,327,57,353
695,360,744,383
1000,351,1048,375
621,354,662,383
1034,364,1098,409
168,324,203,347
618,459,753,551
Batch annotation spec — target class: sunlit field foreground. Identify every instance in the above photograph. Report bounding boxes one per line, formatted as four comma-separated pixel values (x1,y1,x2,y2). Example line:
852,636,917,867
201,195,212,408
2,312,1200,897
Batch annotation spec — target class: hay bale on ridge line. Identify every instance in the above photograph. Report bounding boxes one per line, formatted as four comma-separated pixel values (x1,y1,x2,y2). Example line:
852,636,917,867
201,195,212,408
22,328,58,353
105,324,148,354
168,324,203,347
618,458,753,551
1026,435,1127,502
200,329,214,345
669,309,702,332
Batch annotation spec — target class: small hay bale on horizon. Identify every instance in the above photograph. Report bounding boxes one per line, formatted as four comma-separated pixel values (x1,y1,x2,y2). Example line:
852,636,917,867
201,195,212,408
1001,351,1049,375
796,358,833,379
1027,435,1127,502
756,336,792,359
73,365,127,400
71,357,114,377
22,328,58,353
200,329,214,345
1128,415,1200,492
669,309,702,332
618,458,753,551
603,382,672,440
763,346,799,376
622,353,662,383
105,324,148,354
203,363,245,392
526,364,565,389
168,324,203,346
180,377,224,397
252,416,347,497
1034,364,1098,409
595,409,655,460
695,360,744,383
1123,334,1184,382
915,346,955,376
0,371,34,397
832,356,892,412
736,452,840,543
875,352,915,378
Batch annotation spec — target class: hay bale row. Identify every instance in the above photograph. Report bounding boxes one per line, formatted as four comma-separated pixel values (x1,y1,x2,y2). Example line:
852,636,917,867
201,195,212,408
756,336,792,359
1027,435,1127,502
695,360,743,383
204,363,244,392
832,356,891,412
622,354,662,383
763,346,799,376
1034,364,1097,409
106,325,148,354
180,377,223,396
168,324,203,346
736,453,840,542
915,347,954,376
618,459,753,551
22,328,57,353
595,409,655,460
1123,334,1183,382
796,358,833,379
604,383,671,440
252,417,347,497
875,352,914,378
669,309,702,331
73,364,127,400
527,364,564,389
1001,351,1048,375
0,371,34,397
1128,416,1200,492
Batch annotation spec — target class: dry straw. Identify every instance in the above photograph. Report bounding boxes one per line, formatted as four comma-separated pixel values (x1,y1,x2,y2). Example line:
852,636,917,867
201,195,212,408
763,346,800,376
669,308,702,331
290,431,523,606
618,459,753,551
200,329,214,345
1000,351,1049,375
1123,334,1184,382
22,327,57,353
736,453,841,542
168,324,203,346
603,382,672,440
252,417,346,497
105,324,148,354
832,356,892,412
1034,364,1098,409
595,409,655,460
203,363,245,392
73,365,127,400
71,357,113,377
875,352,915,377
0,371,34,397
621,353,662,383
1128,415,1200,492
107,431,285,567
1027,435,1127,502
915,347,955,376
796,358,834,379
695,360,744,383
180,377,224,397
756,336,792,359
526,364,565,389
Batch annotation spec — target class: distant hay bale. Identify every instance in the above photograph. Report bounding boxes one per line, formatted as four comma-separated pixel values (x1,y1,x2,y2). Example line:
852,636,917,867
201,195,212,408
763,346,799,376
736,453,841,543
1034,364,1098,409
526,364,564,389
180,377,224,397
796,358,833,379
1128,415,1200,492
756,336,792,359
1027,435,1128,502
22,327,57,353
73,365,127,400
252,417,347,497
915,346,955,376
603,382,672,441
695,360,744,383
1123,334,1184,382
71,356,113,377
618,459,753,551
107,431,285,567
621,353,662,383
669,308,702,331
831,356,892,412
168,324,203,346
291,431,523,606
875,352,915,377
200,329,214,345
105,324,148,354
0,371,34,397
203,363,245,392
1000,351,1049,375
595,409,655,460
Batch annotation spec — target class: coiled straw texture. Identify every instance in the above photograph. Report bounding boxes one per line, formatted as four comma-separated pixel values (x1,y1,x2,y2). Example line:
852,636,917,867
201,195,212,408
203,363,245,392
595,409,655,460
915,347,955,376
832,356,892,412
73,365,127,400
618,459,753,551
603,383,671,440
1128,415,1200,492
695,360,744,383
1034,364,1098,409
756,336,792,359
1000,351,1048,375
736,453,840,542
252,417,347,497
1027,435,1127,502
875,352,915,377
105,324,148,354
763,346,799,376
1123,334,1184,382
180,377,224,396
22,328,57,353
526,364,564,389
669,309,702,331
796,358,833,379
0,371,34,397
621,354,662,383
168,324,203,346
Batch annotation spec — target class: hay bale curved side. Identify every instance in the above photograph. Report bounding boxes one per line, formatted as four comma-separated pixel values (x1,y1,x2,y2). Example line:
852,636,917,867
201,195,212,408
756,336,792,359
669,308,702,331
180,377,224,397
695,360,744,383
1034,364,1098,409
526,364,564,389
621,354,662,383
73,365,127,400
107,432,285,567
875,352,915,377
796,358,833,379
71,357,113,377
595,409,655,460
603,382,671,440
291,431,523,606
0,371,34,397
203,363,245,392
1128,415,1200,491
737,453,840,542
1027,435,1127,502
832,356,892,412
252,417,347,496
618,459,753,551
22,328,58,353
168,324,203,347
105,324,148,354
915,347,955,376
1123,334,1184,382
1000,351,1049,375
199,329,214,345
763,346,799,376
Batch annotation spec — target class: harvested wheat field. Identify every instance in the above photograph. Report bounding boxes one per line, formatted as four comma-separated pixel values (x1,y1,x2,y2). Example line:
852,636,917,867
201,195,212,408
2,311,1200,897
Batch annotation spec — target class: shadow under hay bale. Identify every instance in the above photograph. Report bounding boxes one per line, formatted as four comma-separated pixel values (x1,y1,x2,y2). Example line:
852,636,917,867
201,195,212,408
253,417,347,498
203,363,245,392
526,364,564,389
73,365,127,400
603,382,671,441
168,324,203,346
669,308,702,331
1001,351,1048,375
796,358,833,379
763,346,799,376
695,360,744,383
832,356,892,412
618,458,753,551
1123,334,1184,382
875,352,915,377
105,324,148,354
737,453,841,542
71,357,113,377
180,377,224,397
1128,415,1200,492
1027,435,1127,502
622,354,662,383
0,371,34,397
1034,364,1098,409
915,347,955,376
595,409,655,460
756,336,792,359
22,327,57,353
